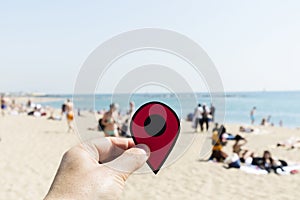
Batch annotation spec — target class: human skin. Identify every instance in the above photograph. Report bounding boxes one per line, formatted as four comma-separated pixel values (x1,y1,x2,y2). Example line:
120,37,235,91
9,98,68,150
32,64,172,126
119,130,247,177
44,137,150,200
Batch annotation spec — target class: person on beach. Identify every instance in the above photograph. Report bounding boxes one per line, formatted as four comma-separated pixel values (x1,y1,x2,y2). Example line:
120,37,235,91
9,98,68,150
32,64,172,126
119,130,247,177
232,135,247,156
250,107,256,124
212,123,219,132
276,137,300,149
208,125,228,162
61,102,67,119
193,104,203,132
279,120,283,127
65,99,74,132
267,115,271,123
225,135,248,168
44,137,149,200
26,99,32,108
252,151,286,174
120,101,135,137
1,94,7,116
260,118,266,126
128,101,135,116
101,103,119,137
10,99,16,110
239,126,254,133
48,109,62,121
27,104,47,117
201,104,210,131
210,103,215,122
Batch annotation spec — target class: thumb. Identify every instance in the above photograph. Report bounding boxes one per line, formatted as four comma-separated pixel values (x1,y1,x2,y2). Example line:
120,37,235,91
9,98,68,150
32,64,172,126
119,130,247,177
105,144,150,181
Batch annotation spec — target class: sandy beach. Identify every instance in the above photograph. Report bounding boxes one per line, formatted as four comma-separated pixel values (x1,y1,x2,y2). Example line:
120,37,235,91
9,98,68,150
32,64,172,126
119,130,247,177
2,1,300,199
1,111,299,200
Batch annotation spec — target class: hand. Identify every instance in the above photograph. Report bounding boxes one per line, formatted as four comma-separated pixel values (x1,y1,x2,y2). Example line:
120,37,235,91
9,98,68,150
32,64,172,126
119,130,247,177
44,137,150,200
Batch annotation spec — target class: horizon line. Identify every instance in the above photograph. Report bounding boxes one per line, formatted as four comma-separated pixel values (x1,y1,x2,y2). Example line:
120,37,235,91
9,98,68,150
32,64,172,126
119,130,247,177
2,89,300,96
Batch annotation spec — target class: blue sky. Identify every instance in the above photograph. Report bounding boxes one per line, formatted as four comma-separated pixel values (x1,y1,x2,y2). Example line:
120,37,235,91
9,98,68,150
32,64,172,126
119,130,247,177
1,0,300,93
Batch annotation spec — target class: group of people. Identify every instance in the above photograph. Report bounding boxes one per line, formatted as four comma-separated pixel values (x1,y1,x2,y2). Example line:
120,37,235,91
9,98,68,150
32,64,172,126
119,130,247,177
250,106,283,127
90,101,135,138
1,94,137,136
193,103,215,132
208,123,294,174
1,95,46,117
0,94,75,132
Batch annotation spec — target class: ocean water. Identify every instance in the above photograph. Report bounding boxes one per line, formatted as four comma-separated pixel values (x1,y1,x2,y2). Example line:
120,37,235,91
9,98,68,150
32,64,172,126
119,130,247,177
41,91,300,128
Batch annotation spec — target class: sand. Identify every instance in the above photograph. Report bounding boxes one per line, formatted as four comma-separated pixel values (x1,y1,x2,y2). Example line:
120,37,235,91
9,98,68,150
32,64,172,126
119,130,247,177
0,112,300,200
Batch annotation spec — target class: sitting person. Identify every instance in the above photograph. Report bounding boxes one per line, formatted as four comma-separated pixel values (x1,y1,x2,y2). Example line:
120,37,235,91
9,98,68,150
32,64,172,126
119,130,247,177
225,135,247,169
208,125,228,162
47,109,61,121
260,118,267,126
251,150,287,174
27,104,47,117
212,123,219,132
101,103,120,137
233,135,247,156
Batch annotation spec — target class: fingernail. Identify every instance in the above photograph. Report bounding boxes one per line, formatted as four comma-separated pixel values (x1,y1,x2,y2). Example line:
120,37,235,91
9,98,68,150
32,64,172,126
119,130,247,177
135,144,150,156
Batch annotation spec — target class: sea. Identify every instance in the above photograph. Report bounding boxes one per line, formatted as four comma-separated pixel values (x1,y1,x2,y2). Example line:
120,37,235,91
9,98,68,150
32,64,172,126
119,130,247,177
40,91,300,128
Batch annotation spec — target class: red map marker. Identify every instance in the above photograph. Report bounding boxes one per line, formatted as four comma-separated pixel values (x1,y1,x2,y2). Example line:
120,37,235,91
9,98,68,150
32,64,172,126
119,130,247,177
130,101,180,174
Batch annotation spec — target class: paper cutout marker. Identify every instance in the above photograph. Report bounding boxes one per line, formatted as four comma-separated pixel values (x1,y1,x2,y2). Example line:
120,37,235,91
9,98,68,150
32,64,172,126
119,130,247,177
130,101,180,174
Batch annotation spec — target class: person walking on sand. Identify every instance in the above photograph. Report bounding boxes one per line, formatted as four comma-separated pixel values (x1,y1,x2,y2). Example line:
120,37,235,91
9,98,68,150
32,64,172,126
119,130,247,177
201,104,210,132
250,106,256,125
193,104,203,132
65,99,74,132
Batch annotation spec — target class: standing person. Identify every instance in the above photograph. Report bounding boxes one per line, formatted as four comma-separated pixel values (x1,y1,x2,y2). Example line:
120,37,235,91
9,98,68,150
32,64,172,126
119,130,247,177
201,104,210,131
128,101,135,116
120,101,135,137
1,94,7,116
267,115,271,123
101,103,119,137
193,104,203,132
65,99,74,132
250,107,256,125
61,102,67,119
26,99,32,108
210,103,216,122
279,120,283,127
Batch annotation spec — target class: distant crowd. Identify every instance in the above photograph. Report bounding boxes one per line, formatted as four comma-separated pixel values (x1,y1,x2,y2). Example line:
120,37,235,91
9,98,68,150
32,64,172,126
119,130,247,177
1,93,299,175
250,106,283,127
0,94,75,132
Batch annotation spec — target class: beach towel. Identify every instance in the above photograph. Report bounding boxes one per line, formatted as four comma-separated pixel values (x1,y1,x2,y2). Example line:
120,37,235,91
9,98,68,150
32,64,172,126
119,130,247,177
240,165,300,175
240,165,269,175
